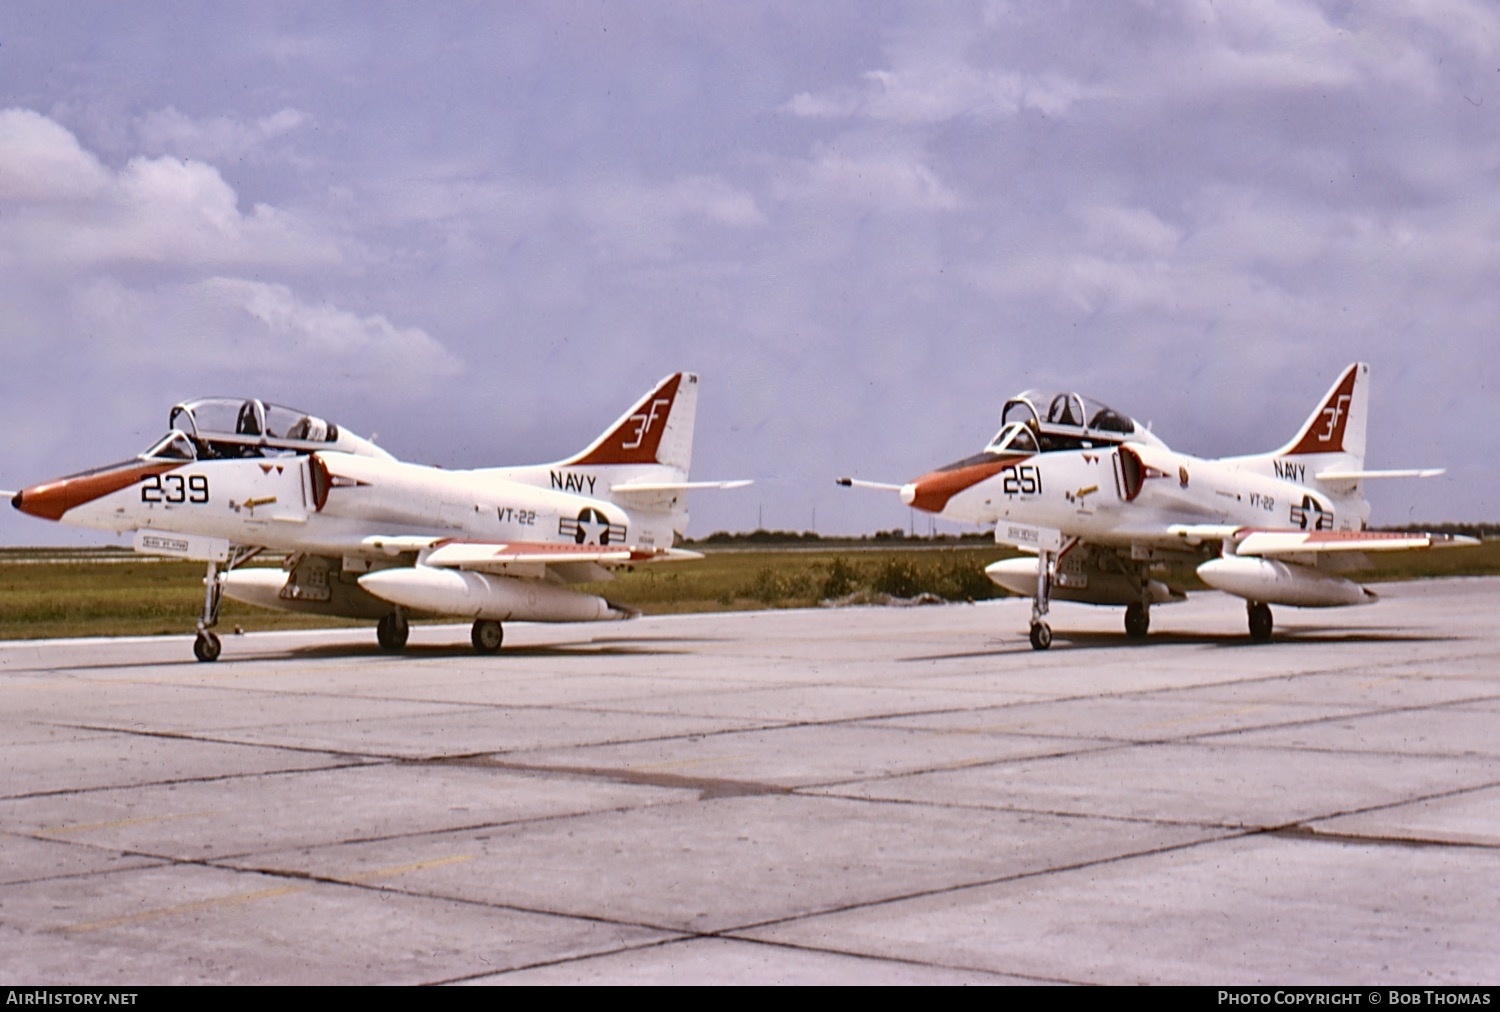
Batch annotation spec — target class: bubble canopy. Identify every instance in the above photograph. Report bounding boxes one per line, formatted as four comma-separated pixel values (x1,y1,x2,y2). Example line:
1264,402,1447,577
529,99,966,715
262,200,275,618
989,389,1165,453
139,397,393,461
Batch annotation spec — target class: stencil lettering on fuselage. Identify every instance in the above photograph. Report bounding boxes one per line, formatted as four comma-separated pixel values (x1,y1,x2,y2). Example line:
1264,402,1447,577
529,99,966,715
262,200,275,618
1273,459,1306,483
551,471,597,496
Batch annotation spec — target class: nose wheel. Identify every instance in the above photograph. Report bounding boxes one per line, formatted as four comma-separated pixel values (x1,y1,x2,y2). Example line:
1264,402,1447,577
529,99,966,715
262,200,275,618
193,631,221,662
188,548,260,662
1027,543,1059,651
1029,622,1052,651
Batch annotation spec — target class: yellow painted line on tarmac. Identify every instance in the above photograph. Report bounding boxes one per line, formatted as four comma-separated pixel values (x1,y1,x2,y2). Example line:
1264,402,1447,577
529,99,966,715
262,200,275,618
63,883,308,934
931,723,1030,735
62,854,475,934
1140,705,1265,731
347,854,477,882
627,754,752,774
923,755,1012,773
36,811,224,837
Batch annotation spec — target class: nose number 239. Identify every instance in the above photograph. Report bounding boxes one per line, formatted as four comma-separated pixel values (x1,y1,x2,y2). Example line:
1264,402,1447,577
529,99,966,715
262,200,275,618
141,473,210,504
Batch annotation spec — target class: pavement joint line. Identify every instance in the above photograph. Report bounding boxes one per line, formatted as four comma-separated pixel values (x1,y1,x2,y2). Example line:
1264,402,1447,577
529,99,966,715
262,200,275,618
427,755,794,798
57,853,479,936
0,757,379,802
801,788,1253,830
689,826,1259,937
707,933,1081,986
1270,825,1500,850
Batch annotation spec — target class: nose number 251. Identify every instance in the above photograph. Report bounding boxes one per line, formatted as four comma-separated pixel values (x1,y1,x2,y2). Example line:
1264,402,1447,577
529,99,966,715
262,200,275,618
1001,465,1041,496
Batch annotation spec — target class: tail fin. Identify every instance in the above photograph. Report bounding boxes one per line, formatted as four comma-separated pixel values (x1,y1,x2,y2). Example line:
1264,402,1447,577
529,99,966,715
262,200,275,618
1270,362,1368,469
559,372,696,476
1223,363,1369,503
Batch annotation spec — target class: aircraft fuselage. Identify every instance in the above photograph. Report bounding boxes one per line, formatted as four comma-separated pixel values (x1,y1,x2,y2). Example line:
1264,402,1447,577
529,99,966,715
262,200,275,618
15,451,673,557
907,442,1367,546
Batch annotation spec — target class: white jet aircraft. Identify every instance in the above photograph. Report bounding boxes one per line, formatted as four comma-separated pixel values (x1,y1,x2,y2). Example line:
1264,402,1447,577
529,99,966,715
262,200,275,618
840,363,1475,650
13,373,746,661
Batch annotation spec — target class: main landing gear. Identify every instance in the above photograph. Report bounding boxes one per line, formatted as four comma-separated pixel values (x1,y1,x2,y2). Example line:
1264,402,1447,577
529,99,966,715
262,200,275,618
193,548,260,663
1247,601,1274,642
1124,600,1151,639
471,619,504,654
374,612,505,654
377,609,410,651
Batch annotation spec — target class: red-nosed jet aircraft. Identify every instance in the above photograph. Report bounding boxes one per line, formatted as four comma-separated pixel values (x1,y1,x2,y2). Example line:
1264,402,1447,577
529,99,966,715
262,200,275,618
13,373,746,661
840,363,1474,649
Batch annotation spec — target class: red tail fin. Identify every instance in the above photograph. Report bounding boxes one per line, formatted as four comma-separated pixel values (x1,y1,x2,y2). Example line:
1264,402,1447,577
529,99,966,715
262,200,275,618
564,374,684,467
1282,363,1360,456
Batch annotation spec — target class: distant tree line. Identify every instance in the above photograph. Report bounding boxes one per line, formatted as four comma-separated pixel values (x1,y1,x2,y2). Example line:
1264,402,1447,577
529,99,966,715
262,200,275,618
1386,522,1498,539
690,528,996,547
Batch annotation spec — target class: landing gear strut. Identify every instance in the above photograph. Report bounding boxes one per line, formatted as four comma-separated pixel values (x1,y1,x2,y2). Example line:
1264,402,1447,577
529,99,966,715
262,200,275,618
471,619,504,654
192,548,259,663
377,609,410,651
1029,544,1057,651
1247,601,1273,642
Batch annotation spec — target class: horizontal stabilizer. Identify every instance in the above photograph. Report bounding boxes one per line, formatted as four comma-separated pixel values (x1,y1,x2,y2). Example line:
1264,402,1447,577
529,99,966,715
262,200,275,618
610,478,752,510
1315,468,1445,481
615,479,752,492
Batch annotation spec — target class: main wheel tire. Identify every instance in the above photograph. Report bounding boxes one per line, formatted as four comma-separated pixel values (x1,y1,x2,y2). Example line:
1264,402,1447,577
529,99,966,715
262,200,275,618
193,631,221,663
471,619,504,654
1124,602,1150,639
377,612,410,651
1248,602,1273,642
1029,622,1052,651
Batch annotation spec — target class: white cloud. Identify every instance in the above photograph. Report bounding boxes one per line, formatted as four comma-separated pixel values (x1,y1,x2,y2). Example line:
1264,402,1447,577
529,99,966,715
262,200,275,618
0,109,342,271
0,108,110,202
776,143,960,211
573,174,766,259
786,63,1102,124
48,277,463,402
135,106,311,162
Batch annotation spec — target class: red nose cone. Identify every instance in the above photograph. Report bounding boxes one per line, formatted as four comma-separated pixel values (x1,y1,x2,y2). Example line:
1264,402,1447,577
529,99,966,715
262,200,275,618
12,479,82,521
13,461,176,522
905,472,959,514
904,458,1013,514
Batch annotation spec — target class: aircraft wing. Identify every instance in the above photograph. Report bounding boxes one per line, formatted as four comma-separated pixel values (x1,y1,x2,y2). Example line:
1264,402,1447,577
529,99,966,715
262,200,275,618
348,537,703,584
1165,525,1477,556
1232,529,1476,557
421,540,701,572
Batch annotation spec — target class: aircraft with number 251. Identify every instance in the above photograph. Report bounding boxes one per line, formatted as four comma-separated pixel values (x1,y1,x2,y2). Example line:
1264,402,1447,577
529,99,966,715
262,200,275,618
840,363,1474,650
12,373,746,661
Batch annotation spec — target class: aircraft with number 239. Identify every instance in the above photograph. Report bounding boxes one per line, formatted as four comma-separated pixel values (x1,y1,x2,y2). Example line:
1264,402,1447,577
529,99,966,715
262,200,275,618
11,373,747,661
839,363,1475,650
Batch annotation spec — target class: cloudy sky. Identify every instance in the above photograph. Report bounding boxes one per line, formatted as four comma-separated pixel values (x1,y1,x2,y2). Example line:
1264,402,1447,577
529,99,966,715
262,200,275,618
1,1,1495,546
